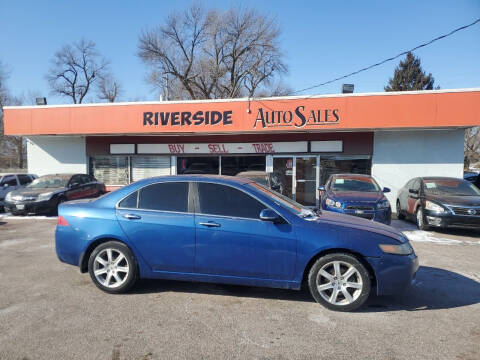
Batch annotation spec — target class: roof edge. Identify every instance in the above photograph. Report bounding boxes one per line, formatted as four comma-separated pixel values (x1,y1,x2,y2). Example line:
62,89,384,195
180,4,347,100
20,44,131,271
4,87,480,110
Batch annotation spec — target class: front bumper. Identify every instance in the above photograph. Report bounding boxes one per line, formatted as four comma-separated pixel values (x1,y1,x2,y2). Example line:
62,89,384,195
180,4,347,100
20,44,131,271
326,205,392,225
4,199,56,215
367,252,419,296
424,210,480,229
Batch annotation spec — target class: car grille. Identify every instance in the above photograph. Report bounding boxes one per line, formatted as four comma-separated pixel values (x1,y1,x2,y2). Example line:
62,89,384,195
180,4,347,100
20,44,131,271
353,213,375,220
345,205,374,211
450,207,480,216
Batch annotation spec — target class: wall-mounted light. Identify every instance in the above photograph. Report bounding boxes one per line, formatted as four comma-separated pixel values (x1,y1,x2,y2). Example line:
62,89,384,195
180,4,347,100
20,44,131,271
36,97,47,105
342,84,354,94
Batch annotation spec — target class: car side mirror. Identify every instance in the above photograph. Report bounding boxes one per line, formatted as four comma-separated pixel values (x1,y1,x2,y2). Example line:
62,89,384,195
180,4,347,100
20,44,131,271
409,189,419,194
318,185,326,192
383,187,391,193
260,209,279,222
2,183,8,188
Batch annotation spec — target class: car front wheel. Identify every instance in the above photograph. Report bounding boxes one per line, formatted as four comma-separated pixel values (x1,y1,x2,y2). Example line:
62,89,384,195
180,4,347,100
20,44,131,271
88,241,138,293
308,253,371,312
416,207,429,231
396,200,405,220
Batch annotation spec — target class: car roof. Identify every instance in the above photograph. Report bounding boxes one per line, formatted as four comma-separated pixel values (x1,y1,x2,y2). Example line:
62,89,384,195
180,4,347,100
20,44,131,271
420,177,465,181
133,174,253,186
236,171,267,176
0,173,34,177
330,173,372,178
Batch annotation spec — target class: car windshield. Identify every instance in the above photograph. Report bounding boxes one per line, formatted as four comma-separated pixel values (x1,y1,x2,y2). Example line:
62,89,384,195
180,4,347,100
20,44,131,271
423,179,480,196
27,175,70,189
330,176,380,192
248,182,314,218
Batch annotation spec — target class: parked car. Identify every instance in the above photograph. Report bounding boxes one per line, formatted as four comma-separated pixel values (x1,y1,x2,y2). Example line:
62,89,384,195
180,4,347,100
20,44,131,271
318,174,392,225
396,177,480,230
236,171,286,194
4,173,106,215
0,173,37,211
55,175,418,312
463,171,478,183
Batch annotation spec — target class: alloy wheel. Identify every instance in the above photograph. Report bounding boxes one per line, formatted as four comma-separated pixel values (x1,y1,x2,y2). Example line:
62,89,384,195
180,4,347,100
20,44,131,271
316,261,363,306
93,248,130,289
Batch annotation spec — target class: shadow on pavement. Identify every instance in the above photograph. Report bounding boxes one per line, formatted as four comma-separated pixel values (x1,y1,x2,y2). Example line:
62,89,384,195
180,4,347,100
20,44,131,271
130,266,480,311
363,266,480,312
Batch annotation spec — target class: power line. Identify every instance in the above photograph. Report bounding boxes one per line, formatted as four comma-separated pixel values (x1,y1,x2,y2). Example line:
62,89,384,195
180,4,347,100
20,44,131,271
289,17,480,95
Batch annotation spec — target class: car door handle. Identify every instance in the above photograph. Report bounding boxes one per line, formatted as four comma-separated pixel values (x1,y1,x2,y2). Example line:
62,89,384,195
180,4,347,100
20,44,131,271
199,221,221,228
123,213,141,220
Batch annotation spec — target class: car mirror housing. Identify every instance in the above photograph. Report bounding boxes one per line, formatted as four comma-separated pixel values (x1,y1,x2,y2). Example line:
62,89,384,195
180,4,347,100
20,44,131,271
260,209,279,222
318,185,326,191
383,187,391,193
409,189,419,194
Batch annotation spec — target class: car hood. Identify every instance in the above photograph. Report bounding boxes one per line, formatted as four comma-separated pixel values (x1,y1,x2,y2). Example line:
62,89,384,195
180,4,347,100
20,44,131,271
330,191,385,203
314,210,405,242
427,194,480,207
9,187,66,197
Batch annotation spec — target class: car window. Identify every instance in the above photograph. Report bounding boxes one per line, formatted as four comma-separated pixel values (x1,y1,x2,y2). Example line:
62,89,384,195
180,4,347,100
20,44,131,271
80,175,91,183
0,175,18,187
18,174,33,185
118,191,138,209
197,182,266,219
412,179,421,191
138,182,188,212
405,179,414,189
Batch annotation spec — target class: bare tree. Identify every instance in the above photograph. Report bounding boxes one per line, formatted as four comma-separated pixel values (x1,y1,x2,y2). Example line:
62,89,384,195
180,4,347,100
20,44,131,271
0,62,25,169
138,4,287,100
46,39,109,103
465,127,480,169
97,75,121,102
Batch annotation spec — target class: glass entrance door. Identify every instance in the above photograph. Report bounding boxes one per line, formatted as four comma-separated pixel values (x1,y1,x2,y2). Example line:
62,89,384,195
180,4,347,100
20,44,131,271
272,155,318,207
295,157,317,207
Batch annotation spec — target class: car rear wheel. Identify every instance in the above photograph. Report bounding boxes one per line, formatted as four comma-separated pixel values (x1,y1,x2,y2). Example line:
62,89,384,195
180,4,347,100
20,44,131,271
396,200,405,220
416,207,429,231
88,241,138,293
308,253,371,312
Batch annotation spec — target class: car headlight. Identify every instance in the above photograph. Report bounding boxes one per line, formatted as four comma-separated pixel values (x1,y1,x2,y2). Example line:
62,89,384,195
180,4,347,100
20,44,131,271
377,200,390,209
5,192,12,201
379,242,413,255
37,192,54,201
425,200,445,213
325,198,342,208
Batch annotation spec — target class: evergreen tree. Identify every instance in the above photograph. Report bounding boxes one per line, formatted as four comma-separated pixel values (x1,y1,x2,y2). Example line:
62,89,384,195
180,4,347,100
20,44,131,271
385,52,438,91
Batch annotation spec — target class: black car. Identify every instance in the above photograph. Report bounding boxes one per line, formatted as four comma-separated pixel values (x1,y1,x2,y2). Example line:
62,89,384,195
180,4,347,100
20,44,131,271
396,177,480,230
4,173,106,215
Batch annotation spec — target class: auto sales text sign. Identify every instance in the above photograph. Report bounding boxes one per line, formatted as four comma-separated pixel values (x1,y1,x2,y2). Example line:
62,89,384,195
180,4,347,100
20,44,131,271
142,105,340,130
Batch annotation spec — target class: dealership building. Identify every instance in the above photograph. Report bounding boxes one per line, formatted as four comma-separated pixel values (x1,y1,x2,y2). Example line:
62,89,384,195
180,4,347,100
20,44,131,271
4,88,480,212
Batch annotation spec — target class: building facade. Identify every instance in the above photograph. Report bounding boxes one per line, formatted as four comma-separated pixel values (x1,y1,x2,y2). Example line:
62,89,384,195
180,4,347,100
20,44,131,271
4,89,479,212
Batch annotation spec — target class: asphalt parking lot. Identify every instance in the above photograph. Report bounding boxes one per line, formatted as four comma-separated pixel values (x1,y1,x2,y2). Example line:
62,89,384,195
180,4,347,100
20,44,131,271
0,215,479,360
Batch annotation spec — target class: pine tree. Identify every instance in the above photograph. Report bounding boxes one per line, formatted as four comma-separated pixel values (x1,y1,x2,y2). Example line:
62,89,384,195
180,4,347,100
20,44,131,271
385,52,438,91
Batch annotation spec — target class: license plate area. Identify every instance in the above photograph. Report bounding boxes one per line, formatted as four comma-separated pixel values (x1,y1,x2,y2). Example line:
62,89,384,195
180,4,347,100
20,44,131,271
16,204,25,210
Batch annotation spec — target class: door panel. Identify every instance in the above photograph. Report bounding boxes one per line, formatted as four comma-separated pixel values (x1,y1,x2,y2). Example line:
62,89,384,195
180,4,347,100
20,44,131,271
194,214,296,279
295,157,317,206
194,182,297,280
117,209,195,272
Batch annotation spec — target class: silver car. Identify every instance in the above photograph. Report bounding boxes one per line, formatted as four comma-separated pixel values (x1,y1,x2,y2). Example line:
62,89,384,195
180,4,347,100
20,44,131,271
0,173,37,211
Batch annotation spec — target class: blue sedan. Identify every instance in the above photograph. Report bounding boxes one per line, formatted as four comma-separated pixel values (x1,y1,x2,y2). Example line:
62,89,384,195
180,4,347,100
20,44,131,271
319,174,392,225
55,175,418,311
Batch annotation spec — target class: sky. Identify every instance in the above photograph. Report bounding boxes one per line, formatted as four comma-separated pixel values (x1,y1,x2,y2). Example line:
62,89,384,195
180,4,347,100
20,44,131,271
0,0,479,104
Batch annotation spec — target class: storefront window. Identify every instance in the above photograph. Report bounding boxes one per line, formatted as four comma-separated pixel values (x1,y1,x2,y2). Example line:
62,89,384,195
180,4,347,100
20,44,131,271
177,157,219,175
221,156,265,176
320,157,371,185
90,156,129,185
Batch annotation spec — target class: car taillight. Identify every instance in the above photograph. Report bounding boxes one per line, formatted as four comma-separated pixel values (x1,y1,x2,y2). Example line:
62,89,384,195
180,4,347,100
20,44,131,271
57,216,69,226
